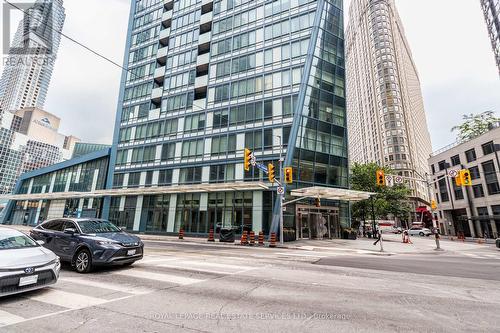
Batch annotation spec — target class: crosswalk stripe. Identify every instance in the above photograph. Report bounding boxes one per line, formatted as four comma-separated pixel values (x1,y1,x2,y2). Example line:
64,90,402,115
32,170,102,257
27,289,108,309
0,310,24,327
114,269,204,285
58,277,152,295
275,252,330,258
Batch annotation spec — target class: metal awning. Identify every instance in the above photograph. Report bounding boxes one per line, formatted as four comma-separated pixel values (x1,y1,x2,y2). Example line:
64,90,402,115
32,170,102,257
290,186,375,202
1,182,269,201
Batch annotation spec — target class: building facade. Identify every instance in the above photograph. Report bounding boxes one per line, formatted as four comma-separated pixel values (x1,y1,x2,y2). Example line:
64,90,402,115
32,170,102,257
0,0,65,117
0,107,80,196
345,0,432,204
3,0,350,240
481,0,500,76
428,126,500,239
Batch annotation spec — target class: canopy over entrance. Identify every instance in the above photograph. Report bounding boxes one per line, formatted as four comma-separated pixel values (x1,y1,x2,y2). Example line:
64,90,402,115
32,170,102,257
290,186,375,202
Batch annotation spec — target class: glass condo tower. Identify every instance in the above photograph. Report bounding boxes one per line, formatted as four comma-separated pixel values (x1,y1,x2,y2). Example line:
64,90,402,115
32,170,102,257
104,0,349,239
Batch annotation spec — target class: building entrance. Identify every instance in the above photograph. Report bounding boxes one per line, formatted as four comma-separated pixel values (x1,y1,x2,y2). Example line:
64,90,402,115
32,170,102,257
296,205,340,240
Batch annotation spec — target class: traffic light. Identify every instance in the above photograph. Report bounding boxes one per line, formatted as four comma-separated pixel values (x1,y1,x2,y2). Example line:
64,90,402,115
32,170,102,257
315,197,321,208
268,163,275,183
284,167,293,184
376,169,385,186
431,200,437,210
455,175,462,186
460,169,472,186
244,148,252,171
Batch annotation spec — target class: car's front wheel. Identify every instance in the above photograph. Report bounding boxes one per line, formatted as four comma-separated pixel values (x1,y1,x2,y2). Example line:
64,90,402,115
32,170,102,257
74,249,92,273
419,232,424,236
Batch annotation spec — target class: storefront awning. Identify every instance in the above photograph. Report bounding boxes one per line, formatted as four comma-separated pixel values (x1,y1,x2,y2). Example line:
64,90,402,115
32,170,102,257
0,182,269,201
290,186,375,202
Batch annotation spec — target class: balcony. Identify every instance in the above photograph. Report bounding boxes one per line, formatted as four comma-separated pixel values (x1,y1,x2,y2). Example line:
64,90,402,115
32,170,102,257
156,46,168,65
162,10,172,27
200,12,213,26
195,75,208,89
196,52,209,67
154,66,165,84
198,32,211,55
159,28,170,46
193,98,206,111
201,0,213,14
164,0,174,10
151,87,163,103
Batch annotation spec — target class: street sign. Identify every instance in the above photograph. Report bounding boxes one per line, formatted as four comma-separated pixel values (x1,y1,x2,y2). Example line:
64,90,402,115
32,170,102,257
250,156,256,166
385,175,394,187
256,163,268,173
277,186,284,195
448,169,458,178
394,176,404,184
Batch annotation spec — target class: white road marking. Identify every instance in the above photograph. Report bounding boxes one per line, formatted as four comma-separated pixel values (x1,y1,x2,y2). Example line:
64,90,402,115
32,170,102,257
0,310,24,327
156,260,258,275
28,289,108,309
275,252,331,258
58,277,152,295
114,269,204,285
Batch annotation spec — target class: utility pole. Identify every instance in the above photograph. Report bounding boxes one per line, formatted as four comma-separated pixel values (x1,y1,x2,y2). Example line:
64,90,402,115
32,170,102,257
277,135,284,245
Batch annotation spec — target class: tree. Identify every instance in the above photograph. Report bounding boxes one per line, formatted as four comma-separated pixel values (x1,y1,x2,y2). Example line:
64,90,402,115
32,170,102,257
350,163,412,225
451,111,499,142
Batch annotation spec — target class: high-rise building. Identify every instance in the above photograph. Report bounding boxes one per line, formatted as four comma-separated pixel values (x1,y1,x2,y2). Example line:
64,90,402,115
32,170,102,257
0,0,65,118
346,0,432,204
480,0,500,76
2,0,351,239
103,0,349,236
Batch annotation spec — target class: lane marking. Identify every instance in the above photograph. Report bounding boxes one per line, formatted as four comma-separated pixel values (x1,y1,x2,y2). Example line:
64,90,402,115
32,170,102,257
58,277,152,295
0,310,24,327
275,252,331,258
114,269,204,285
28,289,108,309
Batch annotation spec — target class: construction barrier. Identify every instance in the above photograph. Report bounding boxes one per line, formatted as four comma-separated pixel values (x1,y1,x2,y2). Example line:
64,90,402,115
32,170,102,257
207,228,215,242
249,231,255,246
269,232,277,248
240,231,248,245
179,228,184,240
258,231,265,246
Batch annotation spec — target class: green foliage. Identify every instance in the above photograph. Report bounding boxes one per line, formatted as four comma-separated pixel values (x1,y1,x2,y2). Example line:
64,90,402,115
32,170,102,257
451,111,499,142
350,162,412,223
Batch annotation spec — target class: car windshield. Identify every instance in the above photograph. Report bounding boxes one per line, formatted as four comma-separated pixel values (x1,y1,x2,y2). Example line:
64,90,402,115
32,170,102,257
0,230,38,250
77,220,121,234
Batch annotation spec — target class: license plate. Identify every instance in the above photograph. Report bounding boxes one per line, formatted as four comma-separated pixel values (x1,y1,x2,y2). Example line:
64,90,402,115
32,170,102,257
19,275,38,287
127,249,136,256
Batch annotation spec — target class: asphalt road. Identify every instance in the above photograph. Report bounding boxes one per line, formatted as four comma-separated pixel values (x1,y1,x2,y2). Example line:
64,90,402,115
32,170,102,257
1,240,499,333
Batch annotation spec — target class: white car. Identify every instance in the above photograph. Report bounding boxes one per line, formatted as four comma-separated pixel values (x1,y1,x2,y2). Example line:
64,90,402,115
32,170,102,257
407,227,432,237
0,227,60,297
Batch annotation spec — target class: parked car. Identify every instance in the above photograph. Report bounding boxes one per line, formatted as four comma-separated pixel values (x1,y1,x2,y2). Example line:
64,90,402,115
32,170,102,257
30,218,144,273
391,227,403,234
0,227,60,297
407,227,432,237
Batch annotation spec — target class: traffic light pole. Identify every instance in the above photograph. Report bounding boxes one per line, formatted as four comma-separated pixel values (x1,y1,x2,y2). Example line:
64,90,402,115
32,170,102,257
278,135,284,245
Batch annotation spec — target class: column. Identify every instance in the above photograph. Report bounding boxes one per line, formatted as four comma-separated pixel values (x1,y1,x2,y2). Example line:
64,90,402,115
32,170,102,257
167,194,177,232
252,191,263,233
133,196,143,232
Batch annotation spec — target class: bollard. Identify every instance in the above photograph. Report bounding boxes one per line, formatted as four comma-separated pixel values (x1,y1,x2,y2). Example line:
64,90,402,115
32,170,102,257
269,232,277,248
258,231,265,246
179,228,184,240
249,231,255,246
240,231,248,245
207,228,215,242
434,232,442,251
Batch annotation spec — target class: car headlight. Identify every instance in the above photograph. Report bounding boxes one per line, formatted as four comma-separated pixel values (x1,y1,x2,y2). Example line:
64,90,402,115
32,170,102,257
47,257,60,265
97,241,120,246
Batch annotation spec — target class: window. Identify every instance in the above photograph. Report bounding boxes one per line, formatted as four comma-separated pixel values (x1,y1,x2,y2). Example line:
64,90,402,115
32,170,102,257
211,134,236,155
450,154,461,166
472,184,485,198
128,172,141,187
452,181,464,200
209,164,235,183
482,141,494,156
161,143,176,161
481,160,500,195
113,173,125,188
158,169,173,185
213,109,229,128
470,166,480,179
431,164,436,175
181,139,204,158
465,148,476,162
145,171,153,187
438,160,447,171
179,167,202,184
438,177,449,202
184,113,206,132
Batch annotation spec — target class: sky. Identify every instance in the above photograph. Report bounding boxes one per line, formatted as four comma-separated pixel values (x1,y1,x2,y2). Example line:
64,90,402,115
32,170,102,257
0,0,499,150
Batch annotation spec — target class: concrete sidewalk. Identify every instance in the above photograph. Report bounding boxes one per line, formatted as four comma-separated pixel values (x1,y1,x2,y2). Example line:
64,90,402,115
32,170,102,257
3,224,498,255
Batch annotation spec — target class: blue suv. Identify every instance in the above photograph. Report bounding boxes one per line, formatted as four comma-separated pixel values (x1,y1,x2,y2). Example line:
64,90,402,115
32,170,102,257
31,218,143,273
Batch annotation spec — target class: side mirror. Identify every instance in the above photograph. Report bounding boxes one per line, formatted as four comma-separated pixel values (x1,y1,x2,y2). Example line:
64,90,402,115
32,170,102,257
64,228,76,235
36,240,45,246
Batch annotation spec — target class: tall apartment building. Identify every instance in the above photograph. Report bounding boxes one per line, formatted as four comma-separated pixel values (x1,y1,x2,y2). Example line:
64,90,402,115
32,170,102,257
480,0,500,76
345,0,432,204
0,0,65,118
2,0,350,239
